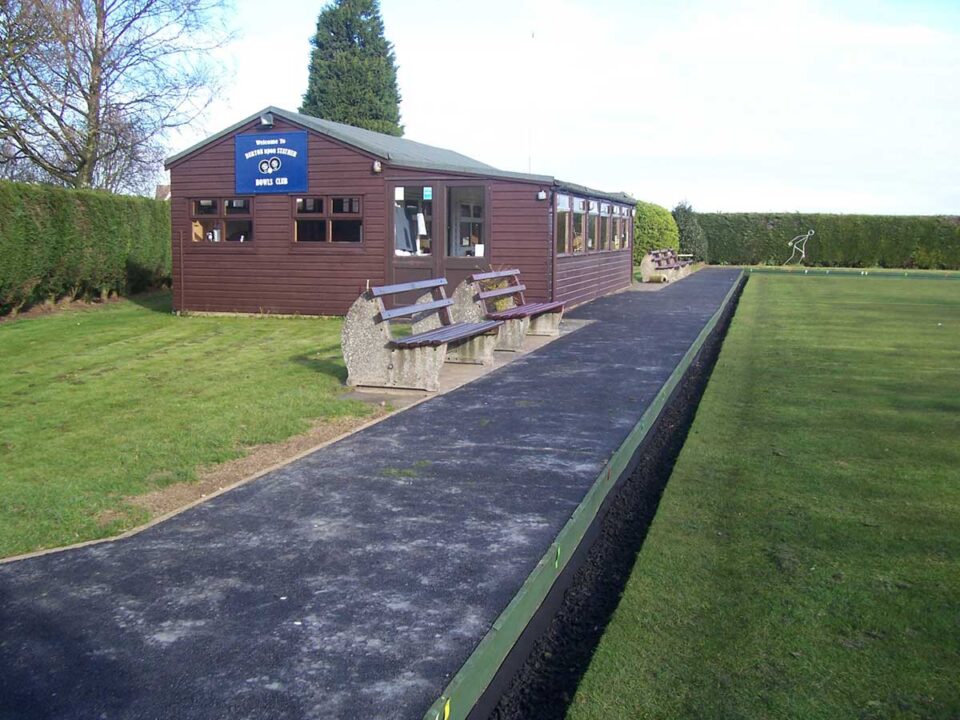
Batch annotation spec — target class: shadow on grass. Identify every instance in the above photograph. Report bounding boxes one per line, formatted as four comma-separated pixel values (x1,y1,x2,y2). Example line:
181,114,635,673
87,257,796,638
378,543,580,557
291,352,348,384
125,289,173,314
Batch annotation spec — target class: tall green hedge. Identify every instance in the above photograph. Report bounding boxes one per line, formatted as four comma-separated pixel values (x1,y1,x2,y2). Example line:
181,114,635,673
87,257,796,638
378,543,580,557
0,181,170,314
633,201,679,265
698,212,960,269
673,201,708,261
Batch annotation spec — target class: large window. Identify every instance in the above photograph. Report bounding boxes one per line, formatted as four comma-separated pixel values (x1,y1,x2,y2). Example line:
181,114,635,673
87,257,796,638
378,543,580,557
556,194,571,254
620,206,632,250
394,186,433,256
571,198,586,254
599,203,611,251
447,186,485,257
295,197,326,242
586,200,599,251
293,196,363,244
191,198,253,243
611,208,623,250
613,206,631,250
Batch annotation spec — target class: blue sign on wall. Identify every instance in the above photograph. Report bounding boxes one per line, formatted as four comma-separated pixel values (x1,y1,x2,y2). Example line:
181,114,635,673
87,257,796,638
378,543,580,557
235,131,308,194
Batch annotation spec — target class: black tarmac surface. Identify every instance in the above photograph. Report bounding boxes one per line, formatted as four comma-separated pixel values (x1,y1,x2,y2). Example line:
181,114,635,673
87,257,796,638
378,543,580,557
0,269,741,720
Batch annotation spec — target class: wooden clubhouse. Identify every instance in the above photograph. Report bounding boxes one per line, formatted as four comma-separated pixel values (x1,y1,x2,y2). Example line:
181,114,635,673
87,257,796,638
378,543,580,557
164,106,636,316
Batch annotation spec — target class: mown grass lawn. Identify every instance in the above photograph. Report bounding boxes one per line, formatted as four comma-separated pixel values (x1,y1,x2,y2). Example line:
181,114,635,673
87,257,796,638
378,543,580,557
0,292,368,558
569,275,960,719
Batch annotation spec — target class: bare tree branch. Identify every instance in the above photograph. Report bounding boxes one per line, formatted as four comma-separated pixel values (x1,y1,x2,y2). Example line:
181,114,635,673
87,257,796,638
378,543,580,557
0,0,227,193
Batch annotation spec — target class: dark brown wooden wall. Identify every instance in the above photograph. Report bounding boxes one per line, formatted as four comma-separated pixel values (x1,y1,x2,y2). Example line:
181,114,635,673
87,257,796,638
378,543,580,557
488,182,552,301
170,116,626,315
554,251,633,307
170,117,387,315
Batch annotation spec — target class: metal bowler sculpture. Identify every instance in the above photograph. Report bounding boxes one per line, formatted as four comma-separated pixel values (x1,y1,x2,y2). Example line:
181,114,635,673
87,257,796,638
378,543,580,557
785,229,815,265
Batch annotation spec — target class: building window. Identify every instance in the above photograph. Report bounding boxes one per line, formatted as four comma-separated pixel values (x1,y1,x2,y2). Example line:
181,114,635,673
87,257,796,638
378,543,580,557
331,196,362,243
556,194,570,254
586,200,600,251
292,195,363,244
617,207,631,250
194,199,217,216
332,196,361,214
332,219,362,243
294,197,326,242
191,198,253,243
571,198,586,254
297,198,324,213
619,206,632,250
615,215,625,250
394,186,433,256
599,203,612,251
610,207,619,250
447,186,485,257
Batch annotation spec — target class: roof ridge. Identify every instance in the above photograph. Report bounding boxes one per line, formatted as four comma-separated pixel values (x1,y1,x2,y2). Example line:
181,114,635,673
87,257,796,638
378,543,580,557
164,106,635,204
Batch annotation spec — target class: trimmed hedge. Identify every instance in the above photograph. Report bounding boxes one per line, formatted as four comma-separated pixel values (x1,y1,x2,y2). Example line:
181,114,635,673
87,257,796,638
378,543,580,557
633,201,680,265
698,212,960,269
0,181,170,314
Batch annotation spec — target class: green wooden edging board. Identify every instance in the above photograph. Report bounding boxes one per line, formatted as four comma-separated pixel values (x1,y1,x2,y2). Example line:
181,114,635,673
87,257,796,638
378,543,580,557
744,266,960,280
422,271,745,720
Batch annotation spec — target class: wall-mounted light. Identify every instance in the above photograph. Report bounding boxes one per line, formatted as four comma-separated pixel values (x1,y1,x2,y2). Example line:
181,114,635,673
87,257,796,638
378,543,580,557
372,160,383,174
260,112,274,128
536,190,547,201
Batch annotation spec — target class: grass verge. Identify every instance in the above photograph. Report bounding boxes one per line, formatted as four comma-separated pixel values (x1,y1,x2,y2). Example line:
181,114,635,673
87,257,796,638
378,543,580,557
0,292,369,558
568,275,960,719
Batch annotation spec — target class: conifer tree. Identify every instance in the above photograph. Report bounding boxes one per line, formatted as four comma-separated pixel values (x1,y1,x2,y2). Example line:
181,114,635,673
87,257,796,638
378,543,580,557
301,0,402,136
672,201,709,262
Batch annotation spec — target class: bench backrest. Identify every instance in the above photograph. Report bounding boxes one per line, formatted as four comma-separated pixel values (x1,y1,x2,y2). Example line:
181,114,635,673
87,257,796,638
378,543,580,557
367,278,454,338
468,269,527,313
650,248,680,265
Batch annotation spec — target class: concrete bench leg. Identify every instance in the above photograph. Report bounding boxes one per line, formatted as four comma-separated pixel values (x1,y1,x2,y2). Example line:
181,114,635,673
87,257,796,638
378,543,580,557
445,332,498,366
345,342,446,392
342,291,447,391
639,255,659,283
496,318,529,351
386,344,447,391
528,311,563,336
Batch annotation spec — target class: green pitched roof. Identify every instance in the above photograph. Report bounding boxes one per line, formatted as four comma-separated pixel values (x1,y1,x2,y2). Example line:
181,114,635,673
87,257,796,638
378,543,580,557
165,106,635,204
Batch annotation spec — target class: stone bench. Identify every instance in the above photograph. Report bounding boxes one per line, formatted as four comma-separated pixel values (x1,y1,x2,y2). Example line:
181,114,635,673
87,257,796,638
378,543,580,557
640,248,694,283
342,278,502,392
451,269,564,351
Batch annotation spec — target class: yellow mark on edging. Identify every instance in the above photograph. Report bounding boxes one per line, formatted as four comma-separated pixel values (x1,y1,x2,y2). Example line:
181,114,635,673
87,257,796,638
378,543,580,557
443,697,451,720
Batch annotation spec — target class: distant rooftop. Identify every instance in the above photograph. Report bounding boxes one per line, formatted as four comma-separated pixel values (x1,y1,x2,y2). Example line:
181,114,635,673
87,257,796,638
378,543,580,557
165,106,635,205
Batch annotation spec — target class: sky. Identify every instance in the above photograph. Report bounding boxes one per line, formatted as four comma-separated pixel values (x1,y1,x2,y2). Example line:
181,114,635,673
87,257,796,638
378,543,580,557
170,0,960,214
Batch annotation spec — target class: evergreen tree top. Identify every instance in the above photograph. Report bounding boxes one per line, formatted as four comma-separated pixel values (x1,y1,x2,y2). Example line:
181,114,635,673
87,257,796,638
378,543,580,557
301,0,403,137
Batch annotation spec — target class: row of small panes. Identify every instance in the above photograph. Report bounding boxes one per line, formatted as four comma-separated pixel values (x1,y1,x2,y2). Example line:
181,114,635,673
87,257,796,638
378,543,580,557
557,195,633,216
193,198,250,216
191,197,361,217
556,195,632,254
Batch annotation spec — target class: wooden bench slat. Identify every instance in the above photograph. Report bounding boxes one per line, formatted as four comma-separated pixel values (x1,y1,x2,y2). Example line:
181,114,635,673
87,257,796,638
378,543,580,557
370,278,447,297
489,301,564,321
477,283,526,300
379,297,453,321
470,269,521,281
391,320,502,348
